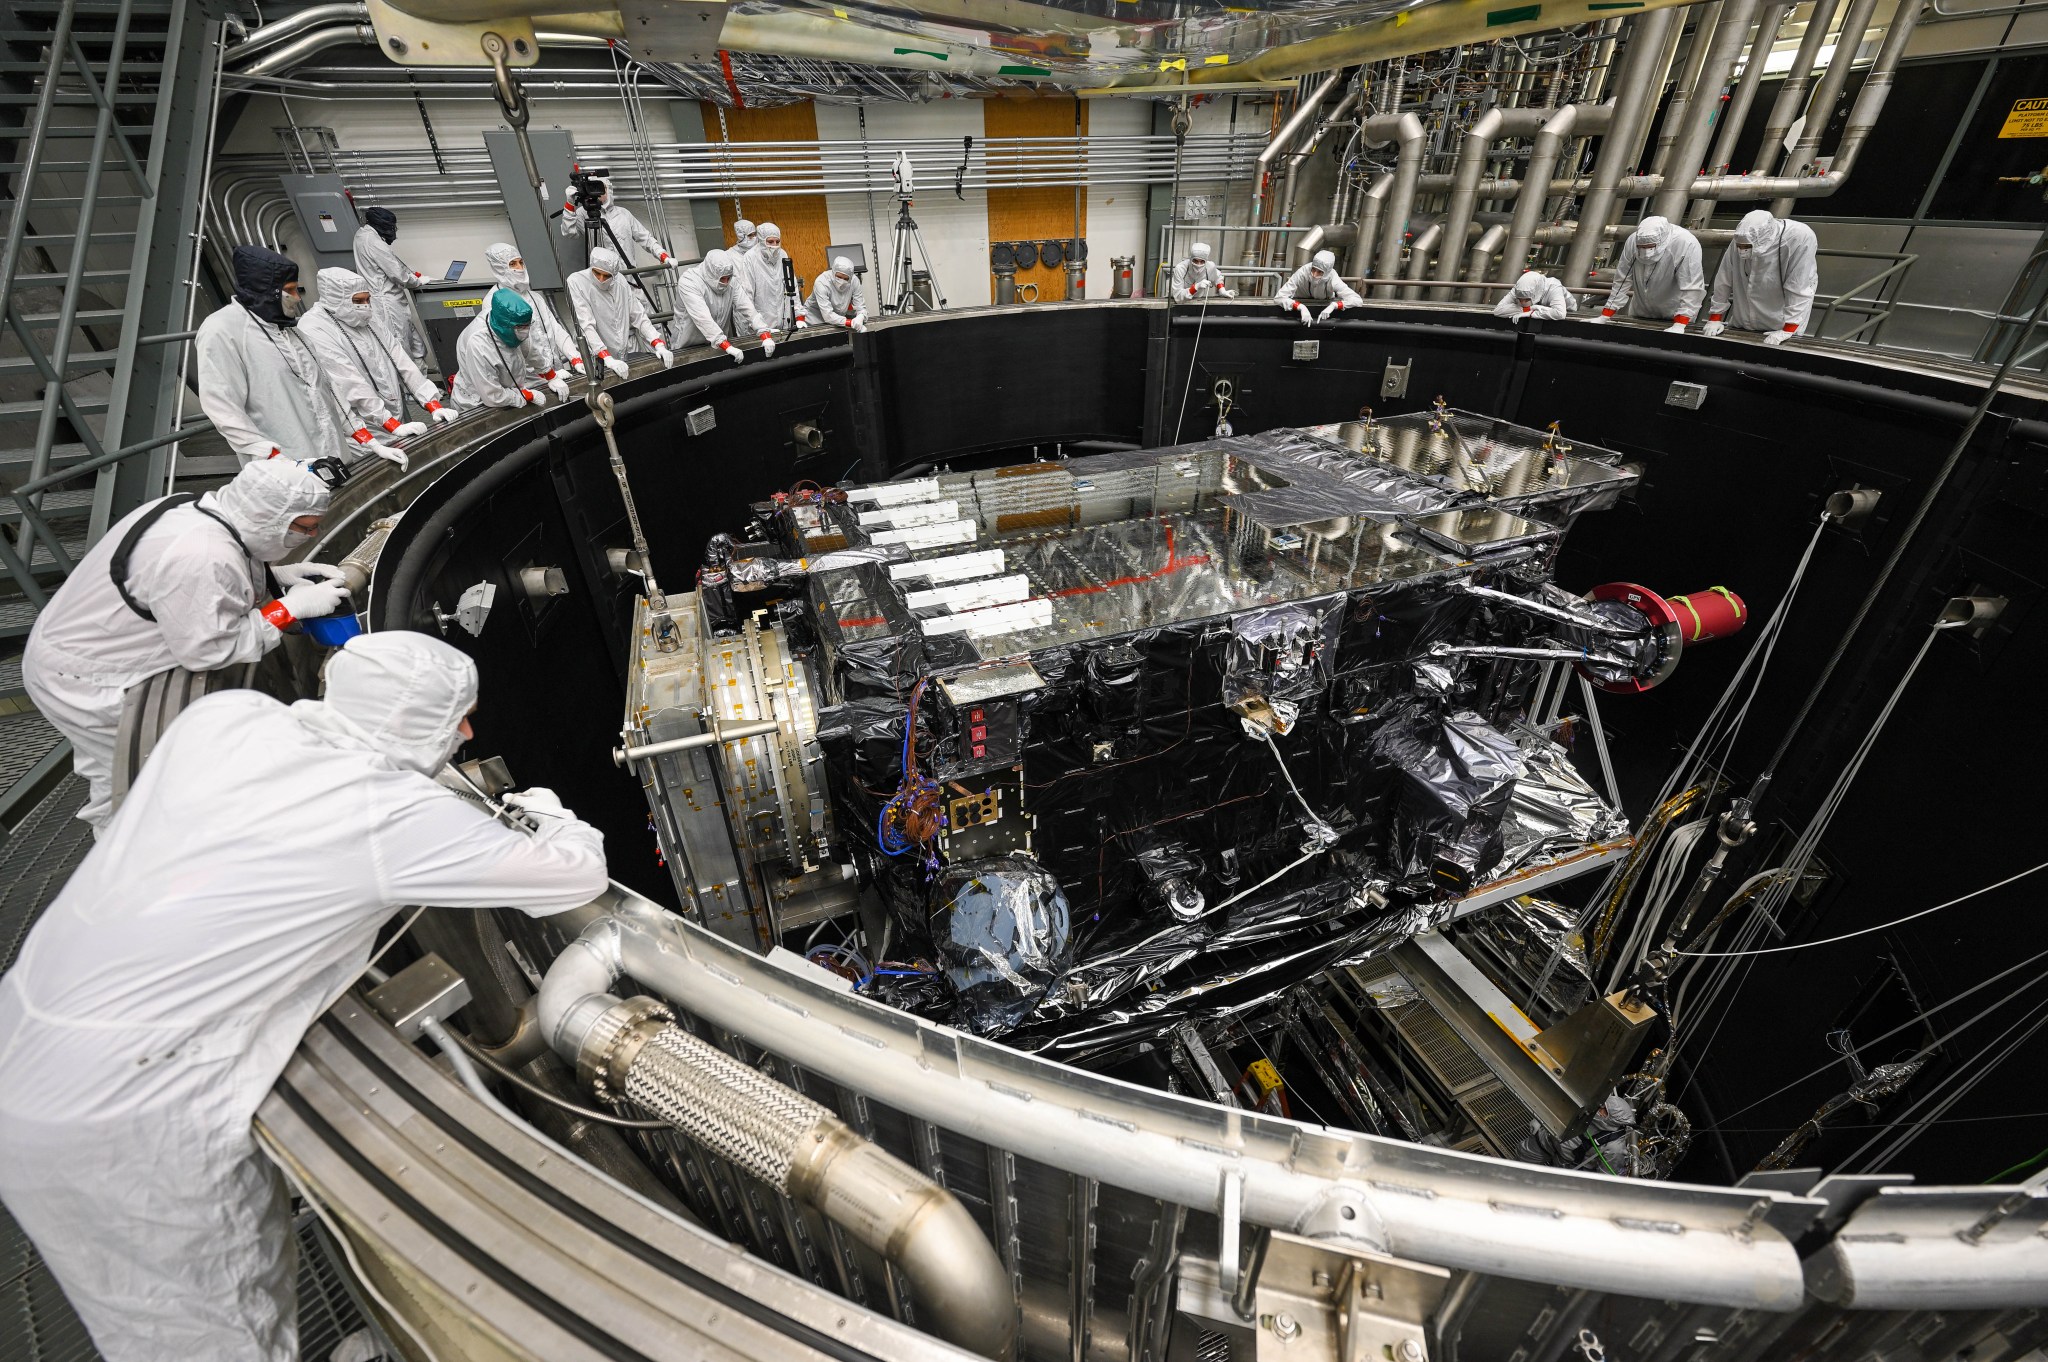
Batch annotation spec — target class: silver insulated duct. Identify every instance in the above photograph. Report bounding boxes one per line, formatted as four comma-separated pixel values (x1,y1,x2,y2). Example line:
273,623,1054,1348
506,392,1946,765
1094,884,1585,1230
540,927,1019,1360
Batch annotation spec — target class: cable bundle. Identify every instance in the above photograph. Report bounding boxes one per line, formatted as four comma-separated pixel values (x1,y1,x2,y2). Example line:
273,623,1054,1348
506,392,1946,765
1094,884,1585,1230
877,679,945,864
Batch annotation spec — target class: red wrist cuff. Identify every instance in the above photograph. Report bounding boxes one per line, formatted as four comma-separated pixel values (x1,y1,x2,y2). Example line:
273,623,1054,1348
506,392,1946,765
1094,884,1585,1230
425,400,442,412
1673,314,1690,324
351,429,372,444
1709,313,1723,322
1783,323,1798,332
759,332,771,340
260,599,294,629
717,340,732,351
1601,308,1616,318
596,349,610,359
381,417,401,433
652,338,665,347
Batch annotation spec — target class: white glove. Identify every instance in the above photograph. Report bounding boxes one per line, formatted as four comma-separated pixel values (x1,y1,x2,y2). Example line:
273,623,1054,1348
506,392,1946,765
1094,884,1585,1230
719,341,745,365
386,420,428,439
1701,317,1727,338
277,577,351,622
1664,321,1688,334
546,375,571,401
852,316,868,333
602,354,629,381
1762,328,1793,346
503,786,568,819
522,387,549,407
360,438,406,470
760,332,777,358
1317,301,1340,324
427,403,460,425
1295,302,1313,327
1218,287,1235,299
272,562,345,587
791,315,810,330
569,356,588,375
1590,310,1615,324
655,342,675,370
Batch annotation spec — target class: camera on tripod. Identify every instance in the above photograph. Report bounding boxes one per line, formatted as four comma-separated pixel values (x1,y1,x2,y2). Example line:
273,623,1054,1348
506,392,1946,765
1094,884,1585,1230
568,168,610,214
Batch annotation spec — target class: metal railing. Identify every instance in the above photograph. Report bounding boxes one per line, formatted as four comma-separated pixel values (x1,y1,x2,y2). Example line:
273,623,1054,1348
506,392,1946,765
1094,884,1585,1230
1810,248,1918,346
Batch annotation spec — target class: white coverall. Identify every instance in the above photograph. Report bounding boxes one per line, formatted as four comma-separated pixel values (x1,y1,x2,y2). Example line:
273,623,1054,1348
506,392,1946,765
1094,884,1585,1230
482,242,582,374
352,221,426,358
1276,261,1364,311
0,631,609,1362
450,310,556,410
21,459,331,829
298,267,445,437
195,301,353,465
1708,209,1820,339
1170,256,1228,299
558,179,672,269
735,242,798,335
567,246,661,362
1600,217,1706,325
806,270,868,328
673,249,742,353
1494,270,1577,322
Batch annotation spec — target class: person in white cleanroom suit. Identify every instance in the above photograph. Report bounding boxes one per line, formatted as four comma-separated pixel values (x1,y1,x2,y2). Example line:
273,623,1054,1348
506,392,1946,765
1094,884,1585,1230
1276,249,1363,325
20,458,345,832
1494,269,1577,322
1704,208,1820,346
806,256,868,331
1170,242,1233,299
353,206,429,358
1591,216,1705,332
558,174,675,272
196,246,378,466
298,267,460,454
734,221,807,351
567,245,672,379
674,247,748,364
481,241,584,377
731,217,759,257
0,630,609,1362
451,290,573,411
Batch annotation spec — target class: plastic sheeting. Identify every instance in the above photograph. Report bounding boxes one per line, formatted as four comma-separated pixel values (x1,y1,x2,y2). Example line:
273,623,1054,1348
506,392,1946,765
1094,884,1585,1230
927,854,1073,1035
1364,701,1524,896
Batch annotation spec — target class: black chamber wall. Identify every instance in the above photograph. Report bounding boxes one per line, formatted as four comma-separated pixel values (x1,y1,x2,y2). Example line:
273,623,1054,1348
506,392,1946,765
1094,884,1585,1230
370,303,2048,1186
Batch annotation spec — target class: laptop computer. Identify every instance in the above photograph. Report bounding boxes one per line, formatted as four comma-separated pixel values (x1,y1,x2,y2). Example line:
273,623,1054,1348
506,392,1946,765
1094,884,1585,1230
444,260,467,283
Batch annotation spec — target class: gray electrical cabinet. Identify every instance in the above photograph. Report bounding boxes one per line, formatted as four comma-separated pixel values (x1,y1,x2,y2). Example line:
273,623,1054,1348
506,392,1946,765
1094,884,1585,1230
280,173,360,272
483,129,583,291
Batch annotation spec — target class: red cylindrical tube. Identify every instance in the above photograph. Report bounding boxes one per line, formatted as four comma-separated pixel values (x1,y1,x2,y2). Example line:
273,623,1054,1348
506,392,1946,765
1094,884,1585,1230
1665,586,1747,646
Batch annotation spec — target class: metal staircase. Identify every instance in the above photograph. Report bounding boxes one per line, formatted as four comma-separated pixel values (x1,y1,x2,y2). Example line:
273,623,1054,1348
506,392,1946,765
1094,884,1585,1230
0,0,226,826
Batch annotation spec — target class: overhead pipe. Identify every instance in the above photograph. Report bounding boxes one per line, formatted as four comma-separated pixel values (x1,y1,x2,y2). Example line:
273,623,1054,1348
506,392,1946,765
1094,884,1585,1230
1250,70,1346,265
1561,5,1681,288
1279,83,1362,238
224,2,369,60
1689,0,1790,224
1497,102,1612,285
231,24,381,76
538,919,1018,1360
1648,2,1724,181
1753,0,1843,175
1356,172,1393,281
1650,0,1764,219
1431,107,1549,299
1770,0,1888,210
1362,111,1425,299
1293,222,1357,268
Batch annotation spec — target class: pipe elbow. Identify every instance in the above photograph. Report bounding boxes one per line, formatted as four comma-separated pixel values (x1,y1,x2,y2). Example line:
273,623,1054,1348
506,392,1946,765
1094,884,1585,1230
891,1191,1018,1361
536,920,622,1059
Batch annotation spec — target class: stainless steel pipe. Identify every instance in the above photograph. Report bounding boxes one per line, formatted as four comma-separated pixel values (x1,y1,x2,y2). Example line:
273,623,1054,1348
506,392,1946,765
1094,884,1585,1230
1362,112,1426,298
1497,102,1611,284
1650,0,1763,219
1753,0,1843,176
1562,6,1681,287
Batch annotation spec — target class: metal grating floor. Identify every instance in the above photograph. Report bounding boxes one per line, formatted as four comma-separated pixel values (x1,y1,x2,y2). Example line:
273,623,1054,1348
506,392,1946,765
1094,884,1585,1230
0,777,373,1362
0,710,60,796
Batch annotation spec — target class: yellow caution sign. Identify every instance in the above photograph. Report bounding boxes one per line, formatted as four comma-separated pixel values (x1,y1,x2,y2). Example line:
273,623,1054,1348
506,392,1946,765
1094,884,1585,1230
1998,97,2048,138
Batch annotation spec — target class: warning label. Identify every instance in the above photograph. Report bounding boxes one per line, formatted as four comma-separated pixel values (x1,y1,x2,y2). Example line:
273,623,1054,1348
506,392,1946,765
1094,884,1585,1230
1998,97,2048,138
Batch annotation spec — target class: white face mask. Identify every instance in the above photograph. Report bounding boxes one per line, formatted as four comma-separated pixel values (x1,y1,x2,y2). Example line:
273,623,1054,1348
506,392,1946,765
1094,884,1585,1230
764,239,782,252
593,271,616,290
280,289,305,320
279,527,312,558
344,298,373,327
514,325,531,341
712,274,730,292
508,267,529,287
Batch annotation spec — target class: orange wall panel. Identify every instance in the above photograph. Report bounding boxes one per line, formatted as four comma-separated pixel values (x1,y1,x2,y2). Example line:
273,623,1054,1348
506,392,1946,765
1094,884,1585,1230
984,97,1089,302
700,103,836,290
